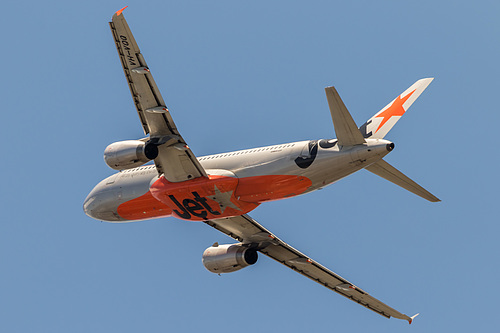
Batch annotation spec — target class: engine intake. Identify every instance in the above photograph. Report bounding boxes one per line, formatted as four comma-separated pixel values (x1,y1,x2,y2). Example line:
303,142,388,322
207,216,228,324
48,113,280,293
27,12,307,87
202,243,258,274
104,140,158,170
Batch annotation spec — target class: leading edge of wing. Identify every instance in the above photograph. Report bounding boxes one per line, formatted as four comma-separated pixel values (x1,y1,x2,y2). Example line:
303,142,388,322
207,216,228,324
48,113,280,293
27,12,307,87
204,214,416,324
110,8,207,181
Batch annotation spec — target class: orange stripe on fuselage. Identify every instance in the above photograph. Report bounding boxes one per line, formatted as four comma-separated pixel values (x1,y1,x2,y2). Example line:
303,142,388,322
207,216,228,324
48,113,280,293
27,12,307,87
117,191,173,220
236,175,312,203
117,174,312,221
149,174,259,221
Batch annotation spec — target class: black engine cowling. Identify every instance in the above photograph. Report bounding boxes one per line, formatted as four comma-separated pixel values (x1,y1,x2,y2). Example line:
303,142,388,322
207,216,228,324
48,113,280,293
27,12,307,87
202,243,258,273
103,140,158,170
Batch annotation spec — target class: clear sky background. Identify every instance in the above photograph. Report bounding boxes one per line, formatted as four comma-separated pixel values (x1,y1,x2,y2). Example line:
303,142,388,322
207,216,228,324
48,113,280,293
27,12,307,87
1,1,498,332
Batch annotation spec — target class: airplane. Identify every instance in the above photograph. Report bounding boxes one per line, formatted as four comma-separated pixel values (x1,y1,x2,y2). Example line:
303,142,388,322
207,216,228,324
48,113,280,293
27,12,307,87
84,7,439,324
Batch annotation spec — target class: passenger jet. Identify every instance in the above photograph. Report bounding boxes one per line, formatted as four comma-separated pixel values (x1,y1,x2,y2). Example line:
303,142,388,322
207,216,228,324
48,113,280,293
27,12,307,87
84,7,439,324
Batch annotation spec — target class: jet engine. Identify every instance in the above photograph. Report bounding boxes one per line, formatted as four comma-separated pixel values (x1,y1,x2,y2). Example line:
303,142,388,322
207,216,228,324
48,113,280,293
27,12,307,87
104,140,158,170
202,243,258,273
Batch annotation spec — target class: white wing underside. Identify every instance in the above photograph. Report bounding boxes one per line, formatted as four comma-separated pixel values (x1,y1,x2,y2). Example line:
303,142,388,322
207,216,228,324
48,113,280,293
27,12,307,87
110,10,207,182
205,214,415,323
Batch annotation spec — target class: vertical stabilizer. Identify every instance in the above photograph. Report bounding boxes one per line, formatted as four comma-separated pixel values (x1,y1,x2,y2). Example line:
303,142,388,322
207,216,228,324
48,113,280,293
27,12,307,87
360,78,433,139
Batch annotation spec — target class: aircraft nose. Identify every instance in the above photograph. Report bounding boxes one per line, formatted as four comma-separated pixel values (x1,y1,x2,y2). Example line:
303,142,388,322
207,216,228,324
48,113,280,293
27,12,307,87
83,182,125,222
83,192,99,219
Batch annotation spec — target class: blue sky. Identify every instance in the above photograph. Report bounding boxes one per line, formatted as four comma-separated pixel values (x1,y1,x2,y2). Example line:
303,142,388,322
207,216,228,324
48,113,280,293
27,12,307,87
1,1,499,332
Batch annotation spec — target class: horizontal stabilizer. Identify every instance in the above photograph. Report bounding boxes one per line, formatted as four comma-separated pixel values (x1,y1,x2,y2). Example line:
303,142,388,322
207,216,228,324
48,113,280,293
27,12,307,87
365,160,440,202
325,86,366,146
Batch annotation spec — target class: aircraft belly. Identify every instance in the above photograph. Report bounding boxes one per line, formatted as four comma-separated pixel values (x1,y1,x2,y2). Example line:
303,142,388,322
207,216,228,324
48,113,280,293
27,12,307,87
117,190,173,220
304,144,389,191
149,174,259,221
297,154,354,191
236,175,312,202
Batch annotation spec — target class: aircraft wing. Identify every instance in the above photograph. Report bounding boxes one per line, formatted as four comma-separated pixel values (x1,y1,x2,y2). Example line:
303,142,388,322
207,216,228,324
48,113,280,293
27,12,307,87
205,214,417,324
109,8,207,182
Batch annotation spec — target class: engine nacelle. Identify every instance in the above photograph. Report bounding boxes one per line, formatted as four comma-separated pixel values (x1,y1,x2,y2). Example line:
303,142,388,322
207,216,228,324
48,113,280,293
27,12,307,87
202,243,258,274
104,140,159,170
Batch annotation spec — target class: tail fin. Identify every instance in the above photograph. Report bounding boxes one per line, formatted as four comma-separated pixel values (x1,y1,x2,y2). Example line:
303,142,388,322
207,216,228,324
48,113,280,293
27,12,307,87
359,78,433,139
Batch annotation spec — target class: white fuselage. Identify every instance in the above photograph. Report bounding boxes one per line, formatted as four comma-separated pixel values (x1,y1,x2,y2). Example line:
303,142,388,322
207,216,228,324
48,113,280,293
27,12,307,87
84,138,393,222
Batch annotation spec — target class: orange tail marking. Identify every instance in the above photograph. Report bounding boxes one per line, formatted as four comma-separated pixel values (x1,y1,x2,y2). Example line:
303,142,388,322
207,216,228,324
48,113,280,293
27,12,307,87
375,89,416,133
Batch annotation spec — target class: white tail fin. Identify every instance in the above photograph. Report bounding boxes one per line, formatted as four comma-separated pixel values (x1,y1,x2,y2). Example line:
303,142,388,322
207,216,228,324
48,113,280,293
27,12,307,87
359,78,433,139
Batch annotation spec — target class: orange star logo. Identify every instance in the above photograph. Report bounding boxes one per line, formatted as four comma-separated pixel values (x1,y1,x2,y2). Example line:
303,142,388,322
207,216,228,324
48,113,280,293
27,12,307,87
375,89,416,133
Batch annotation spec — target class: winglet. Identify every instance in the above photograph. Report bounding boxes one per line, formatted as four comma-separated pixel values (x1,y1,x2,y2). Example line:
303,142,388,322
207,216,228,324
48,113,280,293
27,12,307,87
409,313,420,325
115,6,128,17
